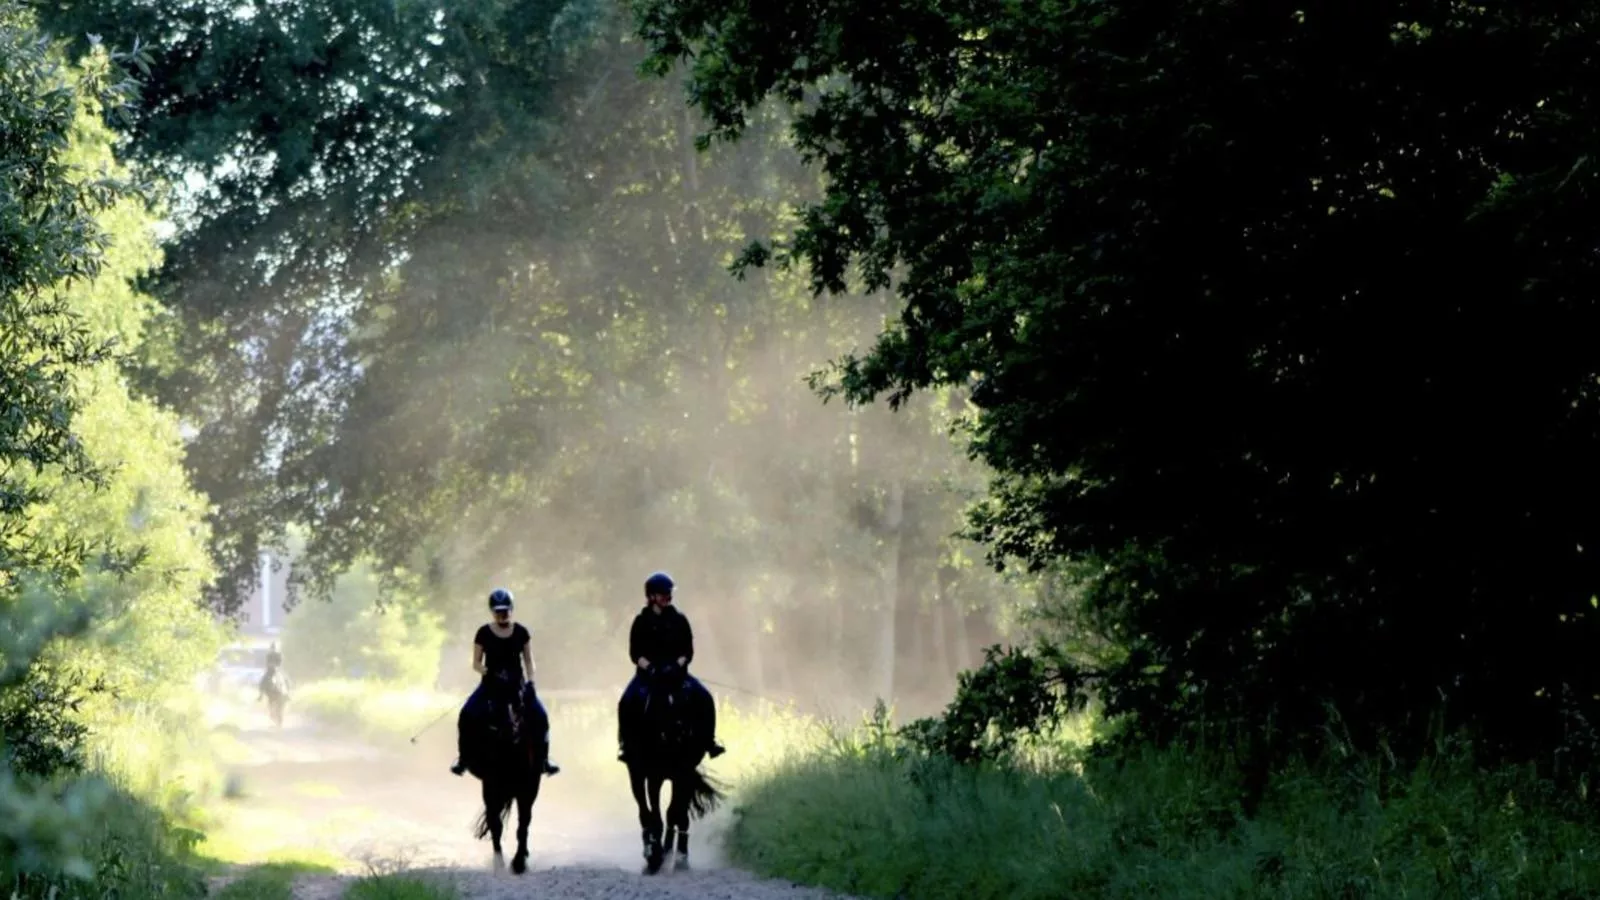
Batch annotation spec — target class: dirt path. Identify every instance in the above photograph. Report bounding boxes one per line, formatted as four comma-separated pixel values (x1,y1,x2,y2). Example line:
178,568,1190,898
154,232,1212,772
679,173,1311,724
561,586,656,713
207,697,846,900
280,864,839,900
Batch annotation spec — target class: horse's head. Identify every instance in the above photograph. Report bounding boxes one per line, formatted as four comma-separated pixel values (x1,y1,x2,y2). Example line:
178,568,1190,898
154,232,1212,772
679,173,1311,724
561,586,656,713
646,661,687,688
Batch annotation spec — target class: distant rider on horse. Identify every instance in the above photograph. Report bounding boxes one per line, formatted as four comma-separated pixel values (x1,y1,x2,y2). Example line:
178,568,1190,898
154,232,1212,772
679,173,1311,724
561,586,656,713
257,642,287,702
451,588,560,778
617,571,724,763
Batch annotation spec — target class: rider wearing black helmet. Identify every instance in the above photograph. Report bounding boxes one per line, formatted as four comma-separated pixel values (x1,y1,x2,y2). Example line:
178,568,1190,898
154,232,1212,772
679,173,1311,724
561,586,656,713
616,571,725,763
450,588,560,777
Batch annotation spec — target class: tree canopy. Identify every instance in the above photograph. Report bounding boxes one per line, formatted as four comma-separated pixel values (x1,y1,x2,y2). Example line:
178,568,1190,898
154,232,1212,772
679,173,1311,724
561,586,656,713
631,0,1600,763
29,0,1034,709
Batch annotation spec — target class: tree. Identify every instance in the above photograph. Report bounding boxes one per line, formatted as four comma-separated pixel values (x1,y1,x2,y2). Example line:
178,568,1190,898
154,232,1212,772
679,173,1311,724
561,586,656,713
34,0,618,612
631,0,1600,764
0,1,190,875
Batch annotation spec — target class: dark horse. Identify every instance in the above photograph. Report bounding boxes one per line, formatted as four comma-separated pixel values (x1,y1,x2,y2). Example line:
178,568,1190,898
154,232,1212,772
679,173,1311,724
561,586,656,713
464,674,548,874
258,669,288,728
623,662,724,874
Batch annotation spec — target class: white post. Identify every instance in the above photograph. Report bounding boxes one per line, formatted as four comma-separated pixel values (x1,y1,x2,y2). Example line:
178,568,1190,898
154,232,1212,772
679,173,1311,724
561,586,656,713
260,551,271,630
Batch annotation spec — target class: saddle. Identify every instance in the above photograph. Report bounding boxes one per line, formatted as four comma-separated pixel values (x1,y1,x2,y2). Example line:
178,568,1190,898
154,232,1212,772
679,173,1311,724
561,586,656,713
260,669,288,699
640,666,699,745
482,676,532,743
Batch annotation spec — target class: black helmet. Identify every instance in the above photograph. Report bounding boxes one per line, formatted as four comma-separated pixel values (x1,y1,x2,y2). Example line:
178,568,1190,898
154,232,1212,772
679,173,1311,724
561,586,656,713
644,572,674,596
488,588,514,611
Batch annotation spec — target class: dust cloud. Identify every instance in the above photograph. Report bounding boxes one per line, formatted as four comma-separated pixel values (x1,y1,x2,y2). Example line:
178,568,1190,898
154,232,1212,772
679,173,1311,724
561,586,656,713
244,68,1022,731
204,44,1025,898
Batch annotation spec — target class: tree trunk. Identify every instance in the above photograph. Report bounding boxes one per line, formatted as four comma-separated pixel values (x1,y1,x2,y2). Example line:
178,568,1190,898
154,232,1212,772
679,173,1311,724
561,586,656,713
872,477,905,704
892,488,930,712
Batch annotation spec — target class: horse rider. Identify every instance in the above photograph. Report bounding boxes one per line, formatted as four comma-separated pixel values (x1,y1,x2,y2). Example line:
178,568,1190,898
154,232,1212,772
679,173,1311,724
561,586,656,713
617,571,725,763
451,588,560,777
257,644,287,702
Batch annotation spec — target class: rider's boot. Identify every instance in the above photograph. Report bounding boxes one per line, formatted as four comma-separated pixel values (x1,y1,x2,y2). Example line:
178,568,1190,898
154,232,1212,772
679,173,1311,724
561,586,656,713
707,738,726,759
453,702,475,775
543,741,560,776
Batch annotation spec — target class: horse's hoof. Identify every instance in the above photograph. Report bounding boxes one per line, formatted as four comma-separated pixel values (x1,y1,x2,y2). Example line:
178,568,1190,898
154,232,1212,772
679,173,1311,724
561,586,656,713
643,841,665,875
511,852,527,875
674,855,691,872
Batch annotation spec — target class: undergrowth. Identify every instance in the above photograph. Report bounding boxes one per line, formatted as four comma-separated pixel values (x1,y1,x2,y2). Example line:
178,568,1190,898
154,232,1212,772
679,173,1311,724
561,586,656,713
724,708,1600,900
1,775,210,900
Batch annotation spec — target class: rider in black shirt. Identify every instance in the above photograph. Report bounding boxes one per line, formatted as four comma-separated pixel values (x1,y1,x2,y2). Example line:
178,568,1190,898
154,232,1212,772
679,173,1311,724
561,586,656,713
451,588,560,777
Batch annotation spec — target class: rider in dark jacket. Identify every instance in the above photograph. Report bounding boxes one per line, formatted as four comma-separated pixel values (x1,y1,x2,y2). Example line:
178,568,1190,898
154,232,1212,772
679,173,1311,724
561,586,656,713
617,571,724,762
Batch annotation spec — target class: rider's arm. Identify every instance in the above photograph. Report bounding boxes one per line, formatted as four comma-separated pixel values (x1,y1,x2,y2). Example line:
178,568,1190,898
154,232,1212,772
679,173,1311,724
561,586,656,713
678,615,694,667
630,614,649,668
472,640,487,676
521,635,535,682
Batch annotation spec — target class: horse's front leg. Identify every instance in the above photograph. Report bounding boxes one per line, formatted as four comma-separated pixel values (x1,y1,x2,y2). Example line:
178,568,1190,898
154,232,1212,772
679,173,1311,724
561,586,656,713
511,772,538,875
629,767,660,835
633,771,666,874
482,779,505,857
666,776,692,871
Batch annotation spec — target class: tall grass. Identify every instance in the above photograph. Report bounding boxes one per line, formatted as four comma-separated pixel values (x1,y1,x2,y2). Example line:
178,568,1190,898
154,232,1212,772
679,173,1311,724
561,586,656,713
292,679,459,742
724,716,1600,900
343,872,459,900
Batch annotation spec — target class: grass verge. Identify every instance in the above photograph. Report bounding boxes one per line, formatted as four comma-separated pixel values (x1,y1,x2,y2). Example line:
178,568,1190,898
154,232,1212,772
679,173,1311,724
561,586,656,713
342,872,459,899
211,861,337,900
725,721,1600,900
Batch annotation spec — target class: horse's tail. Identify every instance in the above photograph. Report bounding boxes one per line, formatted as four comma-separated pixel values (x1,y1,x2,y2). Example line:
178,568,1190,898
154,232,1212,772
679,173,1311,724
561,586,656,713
472,789,514,840
681,765,726,820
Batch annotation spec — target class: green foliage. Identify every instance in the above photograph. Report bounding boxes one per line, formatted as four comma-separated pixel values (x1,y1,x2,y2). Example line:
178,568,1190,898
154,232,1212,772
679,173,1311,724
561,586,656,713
280,558,446,686
31,0,617,611
898,643,1094,765
1,34,223,790
0,4,147,579
633,0,1600,764
0,8,226,895
2,776,207,899
727,725,1600,900
29,1,1033,701
0,661,105,778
